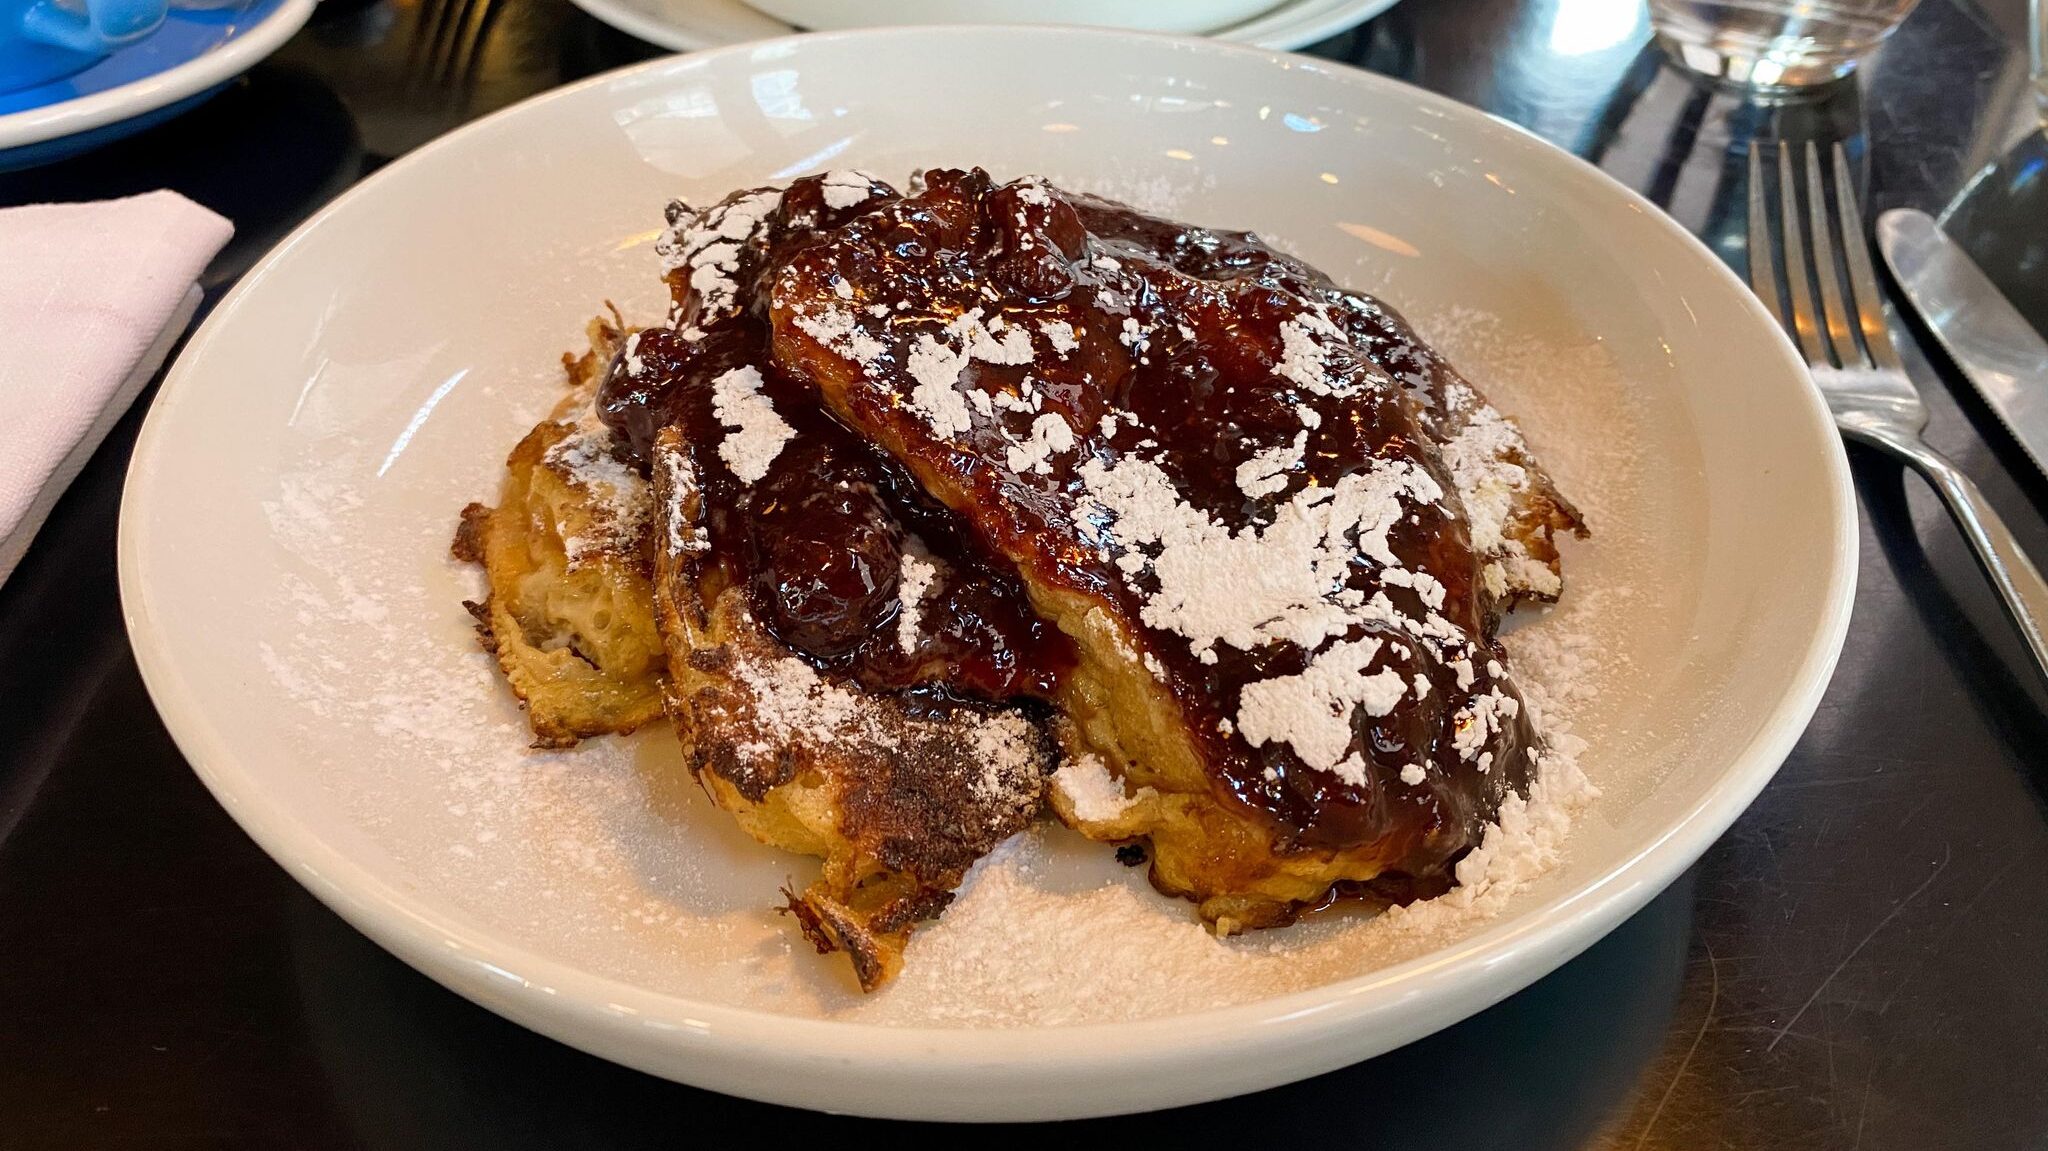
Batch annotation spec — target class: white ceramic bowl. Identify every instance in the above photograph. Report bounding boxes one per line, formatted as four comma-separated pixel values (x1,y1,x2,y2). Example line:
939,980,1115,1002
740,0,1283,34
119,27,1856,1122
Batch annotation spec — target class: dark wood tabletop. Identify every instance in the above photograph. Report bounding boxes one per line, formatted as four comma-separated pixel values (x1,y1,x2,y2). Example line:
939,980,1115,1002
3,0,2045,1146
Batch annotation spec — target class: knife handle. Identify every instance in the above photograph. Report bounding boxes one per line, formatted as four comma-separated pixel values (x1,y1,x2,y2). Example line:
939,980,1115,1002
1866,425,2048,679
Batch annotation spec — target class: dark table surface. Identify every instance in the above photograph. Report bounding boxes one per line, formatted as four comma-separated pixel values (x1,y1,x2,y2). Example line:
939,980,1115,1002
4,0,2047,1146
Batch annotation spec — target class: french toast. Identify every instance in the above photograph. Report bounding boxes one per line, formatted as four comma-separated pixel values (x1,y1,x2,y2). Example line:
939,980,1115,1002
599,175,1065,988
453,317,666,747
768,169,1584,928
462,167,1586,987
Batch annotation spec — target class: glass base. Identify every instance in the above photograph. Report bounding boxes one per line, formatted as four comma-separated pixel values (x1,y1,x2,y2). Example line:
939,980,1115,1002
1654,32,1863,88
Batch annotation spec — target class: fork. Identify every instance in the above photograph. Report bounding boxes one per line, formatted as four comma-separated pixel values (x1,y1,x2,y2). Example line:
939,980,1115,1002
406,0,503,95
1747,139,2048,680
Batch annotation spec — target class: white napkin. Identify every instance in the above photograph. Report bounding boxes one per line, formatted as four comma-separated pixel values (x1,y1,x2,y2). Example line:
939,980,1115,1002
0,191,232,587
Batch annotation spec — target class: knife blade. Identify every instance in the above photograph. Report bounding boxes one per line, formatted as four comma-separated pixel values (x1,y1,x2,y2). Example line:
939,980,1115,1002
1877,207,2048,482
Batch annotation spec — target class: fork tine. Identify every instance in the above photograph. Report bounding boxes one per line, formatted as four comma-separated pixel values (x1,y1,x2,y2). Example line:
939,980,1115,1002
1803,141,1863,368
458,0,504,88
1830,142,1903,371
1775,141,1830,365
1747,144,1785,330
441,0,488,85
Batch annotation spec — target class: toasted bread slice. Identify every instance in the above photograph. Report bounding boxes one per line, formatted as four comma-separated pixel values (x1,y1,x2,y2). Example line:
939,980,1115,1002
647,425,1053,989
453,317,666,747
769,169,1578,927
606,176,1061,989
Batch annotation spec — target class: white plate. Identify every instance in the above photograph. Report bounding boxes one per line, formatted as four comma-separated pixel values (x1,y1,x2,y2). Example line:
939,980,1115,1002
740,0,1285,35
119,27,1856,1122
0,0,314,154
567,0,1394,53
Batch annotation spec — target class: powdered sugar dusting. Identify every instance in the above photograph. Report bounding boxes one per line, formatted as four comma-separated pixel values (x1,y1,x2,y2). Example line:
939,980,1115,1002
792,305,888,367
820,169,881,210
540,410,650,568
1234,430,1307,499
1013,179,1053,207
1039,319,1078,355
709,365,794,484
657,188,782,319
895,543,937,654
1274,313,1364,396
655,438,708,557
734,654,876,747
1236,637,1406,771
905,334,974,437
968,711,1046,813
1052,753,1151,823
1078,452,1443,659
1004,411,1075,475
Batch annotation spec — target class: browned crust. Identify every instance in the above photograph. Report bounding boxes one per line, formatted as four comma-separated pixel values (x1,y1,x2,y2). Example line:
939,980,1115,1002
1504,456,1587,603
451,501,490,564
780,883,956,991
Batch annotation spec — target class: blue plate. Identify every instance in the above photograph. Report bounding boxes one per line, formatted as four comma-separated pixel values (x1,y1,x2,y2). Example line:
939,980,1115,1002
0,0,315,170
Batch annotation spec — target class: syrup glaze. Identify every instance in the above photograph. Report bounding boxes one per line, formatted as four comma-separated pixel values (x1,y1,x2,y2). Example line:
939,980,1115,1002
598,174,1072,703
769,169,1541,873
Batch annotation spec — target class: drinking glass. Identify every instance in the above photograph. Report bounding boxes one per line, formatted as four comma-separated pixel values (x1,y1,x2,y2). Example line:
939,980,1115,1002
2033,0,2046,120
1648,0,1922,87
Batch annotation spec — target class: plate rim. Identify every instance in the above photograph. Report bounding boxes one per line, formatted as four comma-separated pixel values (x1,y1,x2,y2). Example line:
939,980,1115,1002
561,0,1398,53
0,0,317,149
1214,0,1398,46
117,25,1858,1116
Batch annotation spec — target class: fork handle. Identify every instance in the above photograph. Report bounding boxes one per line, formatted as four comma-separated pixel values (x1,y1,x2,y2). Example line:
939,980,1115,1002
1853,425,2048,679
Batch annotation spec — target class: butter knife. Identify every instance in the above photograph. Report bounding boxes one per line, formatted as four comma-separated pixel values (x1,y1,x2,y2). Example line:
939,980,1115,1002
1876,208,2048,481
